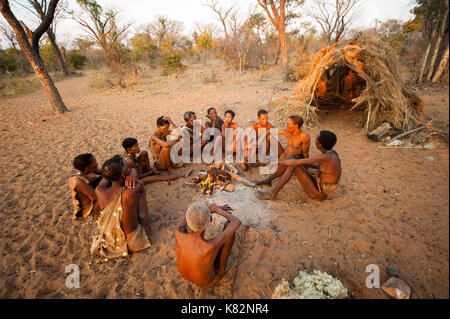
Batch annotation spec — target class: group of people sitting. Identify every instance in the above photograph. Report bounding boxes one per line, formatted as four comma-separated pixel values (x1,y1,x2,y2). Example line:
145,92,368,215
68,107,341,287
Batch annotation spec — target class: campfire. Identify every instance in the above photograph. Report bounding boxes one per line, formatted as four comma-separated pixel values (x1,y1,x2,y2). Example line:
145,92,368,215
187,163,255,196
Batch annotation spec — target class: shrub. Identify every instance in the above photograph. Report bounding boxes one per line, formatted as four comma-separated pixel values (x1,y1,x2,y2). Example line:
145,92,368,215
69,50,88,69
161,52,186,75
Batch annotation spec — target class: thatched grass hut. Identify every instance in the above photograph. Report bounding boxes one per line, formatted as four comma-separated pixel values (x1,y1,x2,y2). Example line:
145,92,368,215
279,39,426,132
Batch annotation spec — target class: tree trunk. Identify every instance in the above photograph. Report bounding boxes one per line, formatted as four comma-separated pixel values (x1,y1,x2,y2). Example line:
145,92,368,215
432,42,449,83
22,47,68,113
47,28,70,77
425,4,448,81
274,42,281,65
417,16,440,83
1,0,67,114
279,29,289,81
27,47,68,113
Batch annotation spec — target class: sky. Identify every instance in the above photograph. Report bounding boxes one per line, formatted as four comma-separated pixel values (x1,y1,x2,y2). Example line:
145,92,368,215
1,0,417,48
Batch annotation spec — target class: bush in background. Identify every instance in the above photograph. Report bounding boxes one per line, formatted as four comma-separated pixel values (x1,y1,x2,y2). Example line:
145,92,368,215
68,50,88,69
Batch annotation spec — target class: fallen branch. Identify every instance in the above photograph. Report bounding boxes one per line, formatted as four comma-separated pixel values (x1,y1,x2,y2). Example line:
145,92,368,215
388,121,432,143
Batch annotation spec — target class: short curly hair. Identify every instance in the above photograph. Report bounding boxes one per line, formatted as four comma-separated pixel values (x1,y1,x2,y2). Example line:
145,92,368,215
318,130,337,150
73,153,94,172
186,202,211,232
101,155,126,182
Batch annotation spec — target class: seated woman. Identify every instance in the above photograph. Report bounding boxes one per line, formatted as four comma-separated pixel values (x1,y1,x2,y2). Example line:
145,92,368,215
123,137,191,181
150,116,183,173
122,137,154,178
91,156,151,259
68,153,103,220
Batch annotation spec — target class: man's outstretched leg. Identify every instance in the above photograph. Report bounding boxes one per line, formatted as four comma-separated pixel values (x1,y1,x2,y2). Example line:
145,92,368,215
255,163,288,186
257,166,295,200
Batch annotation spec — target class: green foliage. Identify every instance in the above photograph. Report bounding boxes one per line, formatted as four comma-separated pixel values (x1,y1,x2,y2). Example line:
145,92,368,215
194,30,214,51
68,50,88,69
131,33,158,60
0,48,20,73
0,48,32,74
161,52,186,75
40,41,60,72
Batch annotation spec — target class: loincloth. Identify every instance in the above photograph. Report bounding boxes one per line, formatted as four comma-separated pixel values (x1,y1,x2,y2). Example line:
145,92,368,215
91,190,150,259
315,173,339,199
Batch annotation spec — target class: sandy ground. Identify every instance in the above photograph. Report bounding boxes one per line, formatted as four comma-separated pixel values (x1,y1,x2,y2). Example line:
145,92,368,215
0,63,448,299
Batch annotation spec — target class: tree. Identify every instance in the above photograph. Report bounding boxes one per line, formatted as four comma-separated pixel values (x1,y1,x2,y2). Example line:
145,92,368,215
130,31,157,61
414,0,449,83
72,0,132,74
307,0,361,44
193,23,216,63
256,0,304,81
13,0,70,76
228,9,255,73
0,0,68,113
146,16,183,54
203,0,233,40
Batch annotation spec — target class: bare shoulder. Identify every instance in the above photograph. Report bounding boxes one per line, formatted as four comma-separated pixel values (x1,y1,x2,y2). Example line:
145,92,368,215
300,131,311,141
72,176,87,188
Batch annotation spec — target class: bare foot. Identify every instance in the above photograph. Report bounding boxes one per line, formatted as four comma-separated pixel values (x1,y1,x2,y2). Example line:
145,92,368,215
255,179,272,186
256,191,276,200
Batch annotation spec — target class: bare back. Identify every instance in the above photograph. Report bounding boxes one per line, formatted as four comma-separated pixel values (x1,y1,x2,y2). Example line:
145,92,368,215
174,230,220,286
319,150,341,184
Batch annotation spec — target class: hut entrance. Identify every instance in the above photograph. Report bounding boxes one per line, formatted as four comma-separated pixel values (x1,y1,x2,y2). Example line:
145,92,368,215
315,64,366,109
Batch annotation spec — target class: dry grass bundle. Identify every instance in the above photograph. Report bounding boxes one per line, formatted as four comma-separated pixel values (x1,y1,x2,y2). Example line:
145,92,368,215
278,39,426,132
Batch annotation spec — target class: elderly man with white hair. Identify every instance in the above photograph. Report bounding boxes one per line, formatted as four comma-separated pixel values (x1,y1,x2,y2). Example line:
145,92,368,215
174,202,241,287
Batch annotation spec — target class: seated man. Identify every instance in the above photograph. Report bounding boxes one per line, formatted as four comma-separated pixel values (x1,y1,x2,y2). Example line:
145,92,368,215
69,153,103,220
182,111,206,154
222,110,239,153
258,130,341,201
92,156,151,259
150,116,183,173
256,115,310,186
222,109,248,169
174,202,241,287
205,107,224,140
243,109,279,170
122,137,154,178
